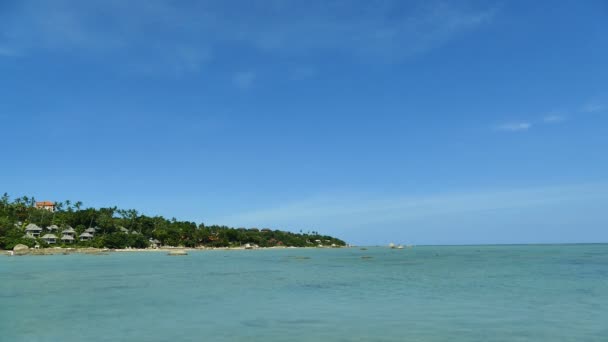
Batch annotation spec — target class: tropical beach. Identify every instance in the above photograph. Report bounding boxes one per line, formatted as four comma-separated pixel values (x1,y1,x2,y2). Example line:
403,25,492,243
3,0,608,341
1,195,346,255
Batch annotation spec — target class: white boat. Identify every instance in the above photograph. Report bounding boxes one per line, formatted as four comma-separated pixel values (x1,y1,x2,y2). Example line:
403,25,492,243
389,242,395,249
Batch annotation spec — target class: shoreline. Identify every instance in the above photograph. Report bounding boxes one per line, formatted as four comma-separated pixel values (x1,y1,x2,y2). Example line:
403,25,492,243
2,245,345,256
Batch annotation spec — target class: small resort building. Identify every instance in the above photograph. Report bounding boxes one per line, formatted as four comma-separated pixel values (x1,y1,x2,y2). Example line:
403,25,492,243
79,232,94,241
47,224,59,232
61,235,74,243
25,224,43,237
42,234,58,244
35,201,55,212
62,227,76,236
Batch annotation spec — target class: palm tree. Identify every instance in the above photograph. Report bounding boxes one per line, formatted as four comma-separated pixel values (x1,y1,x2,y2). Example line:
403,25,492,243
74,201,82,211
120,209,140,232
1,193,9,207
52,201,64,224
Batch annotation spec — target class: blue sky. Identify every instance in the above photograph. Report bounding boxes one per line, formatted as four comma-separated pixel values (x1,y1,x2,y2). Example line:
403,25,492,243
1,0,608,245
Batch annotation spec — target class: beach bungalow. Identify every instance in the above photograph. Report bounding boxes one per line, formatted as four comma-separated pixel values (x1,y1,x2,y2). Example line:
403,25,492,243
149,239,161,248
61,235,74,244
62,226,76,236
42,234,57,244
119,226,129,234
84,227,96,235
25,224,43,237
79,232,94,241
47,224,59,232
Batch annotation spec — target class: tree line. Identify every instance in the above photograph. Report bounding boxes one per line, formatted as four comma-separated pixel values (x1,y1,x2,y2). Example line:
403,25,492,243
0,194,346,250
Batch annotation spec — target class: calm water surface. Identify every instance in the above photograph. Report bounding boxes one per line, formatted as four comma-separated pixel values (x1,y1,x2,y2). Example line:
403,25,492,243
1,245,607,341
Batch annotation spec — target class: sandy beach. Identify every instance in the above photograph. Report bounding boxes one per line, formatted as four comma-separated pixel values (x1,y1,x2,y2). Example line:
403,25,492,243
3,245,337,256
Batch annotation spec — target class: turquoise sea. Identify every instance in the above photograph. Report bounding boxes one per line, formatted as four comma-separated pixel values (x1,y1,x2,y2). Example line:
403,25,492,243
1,245,607,341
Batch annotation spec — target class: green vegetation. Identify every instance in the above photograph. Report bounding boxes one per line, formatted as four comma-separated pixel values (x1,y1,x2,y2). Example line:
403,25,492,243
0,193,346,250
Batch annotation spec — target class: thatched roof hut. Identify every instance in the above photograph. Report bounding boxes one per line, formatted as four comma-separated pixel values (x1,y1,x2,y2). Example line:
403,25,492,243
61,235,75,242
47,224,59,231
62,227,76,235
25,223,42,232
79,232,94,241
84,228,96,234
42,234,58,244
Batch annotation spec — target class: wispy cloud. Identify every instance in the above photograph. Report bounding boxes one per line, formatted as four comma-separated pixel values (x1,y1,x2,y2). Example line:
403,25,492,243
236,1,497,61
494,96,606,132
582,103,605,113
496,122,532,132
0,1,497,72
543,114,567,124
207,182,608,244
233,71,256,89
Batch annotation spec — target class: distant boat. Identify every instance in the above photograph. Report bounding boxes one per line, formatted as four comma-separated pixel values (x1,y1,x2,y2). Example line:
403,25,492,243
389,242,395,249
397,245,404,249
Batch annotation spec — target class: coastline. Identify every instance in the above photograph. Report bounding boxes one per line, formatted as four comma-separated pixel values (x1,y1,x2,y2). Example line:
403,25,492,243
2,245,344,256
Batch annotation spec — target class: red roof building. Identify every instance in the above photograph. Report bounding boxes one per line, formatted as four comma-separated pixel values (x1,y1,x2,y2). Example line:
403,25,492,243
35,201,55,212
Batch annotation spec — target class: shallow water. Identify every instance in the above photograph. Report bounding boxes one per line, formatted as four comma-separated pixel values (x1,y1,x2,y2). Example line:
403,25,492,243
1,245,607,341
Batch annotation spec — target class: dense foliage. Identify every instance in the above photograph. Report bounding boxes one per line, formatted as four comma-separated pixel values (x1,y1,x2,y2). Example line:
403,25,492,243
0,194,346,250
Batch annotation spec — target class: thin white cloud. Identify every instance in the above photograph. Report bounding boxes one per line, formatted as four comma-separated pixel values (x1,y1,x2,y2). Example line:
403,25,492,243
206,182,608,244
582,103,605,113
496,122,532,132
543,114,566,123
233,71,256,89
0,1,497,69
